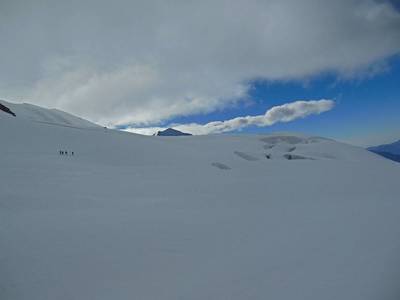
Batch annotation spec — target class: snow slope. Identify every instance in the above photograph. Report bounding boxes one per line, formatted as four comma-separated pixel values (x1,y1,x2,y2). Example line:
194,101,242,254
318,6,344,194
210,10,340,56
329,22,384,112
0,100,100,129
1,104,400,300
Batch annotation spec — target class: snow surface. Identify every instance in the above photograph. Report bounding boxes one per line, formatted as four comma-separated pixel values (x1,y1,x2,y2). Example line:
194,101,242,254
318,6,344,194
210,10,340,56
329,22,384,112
0,100,100,129
1,105,400,300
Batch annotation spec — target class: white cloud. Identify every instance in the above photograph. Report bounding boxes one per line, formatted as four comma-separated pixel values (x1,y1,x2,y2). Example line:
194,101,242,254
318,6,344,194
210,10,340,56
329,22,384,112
125,99,335,135
0,0,399,126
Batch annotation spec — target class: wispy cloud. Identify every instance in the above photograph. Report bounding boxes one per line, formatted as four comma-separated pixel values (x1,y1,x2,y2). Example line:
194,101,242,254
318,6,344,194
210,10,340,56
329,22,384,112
0,1,398,126
124,99,335,135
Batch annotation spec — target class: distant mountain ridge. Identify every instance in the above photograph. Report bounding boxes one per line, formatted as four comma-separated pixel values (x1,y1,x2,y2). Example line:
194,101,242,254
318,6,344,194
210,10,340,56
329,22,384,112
155,128,192,136
370,151,400,163
368,139,400,163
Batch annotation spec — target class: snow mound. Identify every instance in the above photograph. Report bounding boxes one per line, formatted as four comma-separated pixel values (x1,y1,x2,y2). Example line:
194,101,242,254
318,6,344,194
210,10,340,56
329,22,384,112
261,135,307,144
260,135,326,145
264,143,296,153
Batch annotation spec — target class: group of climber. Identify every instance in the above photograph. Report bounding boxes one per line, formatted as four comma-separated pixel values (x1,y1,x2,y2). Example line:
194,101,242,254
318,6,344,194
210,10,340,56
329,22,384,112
59,150,74,156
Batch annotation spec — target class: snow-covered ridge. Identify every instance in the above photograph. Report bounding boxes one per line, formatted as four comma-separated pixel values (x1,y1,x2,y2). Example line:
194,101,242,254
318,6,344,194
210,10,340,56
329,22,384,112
0,100,100,129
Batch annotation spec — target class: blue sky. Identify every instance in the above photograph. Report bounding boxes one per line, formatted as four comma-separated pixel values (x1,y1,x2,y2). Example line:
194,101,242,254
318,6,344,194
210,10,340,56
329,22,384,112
157,55,400,146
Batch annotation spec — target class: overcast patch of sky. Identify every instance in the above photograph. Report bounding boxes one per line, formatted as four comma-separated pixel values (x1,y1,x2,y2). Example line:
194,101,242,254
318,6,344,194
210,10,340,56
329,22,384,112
1,0,400,129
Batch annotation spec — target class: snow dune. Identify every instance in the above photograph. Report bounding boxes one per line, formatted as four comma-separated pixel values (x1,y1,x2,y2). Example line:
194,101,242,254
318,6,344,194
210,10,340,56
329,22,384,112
1,104,400,300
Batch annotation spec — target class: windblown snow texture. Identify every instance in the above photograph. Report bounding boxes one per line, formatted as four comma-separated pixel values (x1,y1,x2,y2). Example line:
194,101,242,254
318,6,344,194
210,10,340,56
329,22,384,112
1,102,400,300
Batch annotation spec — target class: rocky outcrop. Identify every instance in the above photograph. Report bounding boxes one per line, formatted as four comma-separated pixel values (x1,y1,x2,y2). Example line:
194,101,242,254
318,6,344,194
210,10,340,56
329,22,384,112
155,128,192,136
0,102,16,117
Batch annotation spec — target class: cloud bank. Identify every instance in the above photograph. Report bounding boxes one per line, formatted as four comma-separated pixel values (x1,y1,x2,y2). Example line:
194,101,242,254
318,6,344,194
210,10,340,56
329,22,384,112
0,0,399,126
125,99,335,135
